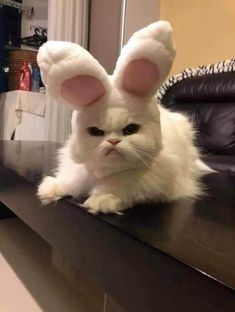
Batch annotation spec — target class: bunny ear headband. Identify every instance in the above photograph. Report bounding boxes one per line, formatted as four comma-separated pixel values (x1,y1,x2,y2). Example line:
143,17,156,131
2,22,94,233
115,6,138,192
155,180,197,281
37,21,176,109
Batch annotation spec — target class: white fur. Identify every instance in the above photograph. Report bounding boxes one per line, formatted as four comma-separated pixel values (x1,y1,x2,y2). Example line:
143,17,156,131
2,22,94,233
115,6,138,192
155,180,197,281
113,21,176,95
37,41,111,107
37,21,210,214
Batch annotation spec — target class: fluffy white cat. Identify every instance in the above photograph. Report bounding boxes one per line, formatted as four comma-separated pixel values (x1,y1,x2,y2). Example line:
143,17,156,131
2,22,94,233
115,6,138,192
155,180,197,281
37,21,210,214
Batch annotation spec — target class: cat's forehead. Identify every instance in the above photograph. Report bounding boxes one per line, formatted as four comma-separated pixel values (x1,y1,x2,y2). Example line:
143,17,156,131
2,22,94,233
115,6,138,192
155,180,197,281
78,88,149,128
101,106,131,129
82,104,133,129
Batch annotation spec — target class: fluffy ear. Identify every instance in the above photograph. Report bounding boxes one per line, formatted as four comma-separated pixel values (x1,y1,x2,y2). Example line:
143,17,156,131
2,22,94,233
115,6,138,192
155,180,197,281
113,21,176,97
37,41,110,108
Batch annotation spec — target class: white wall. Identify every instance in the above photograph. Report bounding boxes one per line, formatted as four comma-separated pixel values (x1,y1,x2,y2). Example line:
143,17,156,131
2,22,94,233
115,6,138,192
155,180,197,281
21,0,48,37
89,0,160,74
123,0,160,44
89,0,122,74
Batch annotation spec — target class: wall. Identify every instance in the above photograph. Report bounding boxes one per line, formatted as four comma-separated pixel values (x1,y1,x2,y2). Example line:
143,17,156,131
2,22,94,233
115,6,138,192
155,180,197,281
160,0,235,75
21,0,48,37
89,0,160,74
123,0,160,44
89,0,122,74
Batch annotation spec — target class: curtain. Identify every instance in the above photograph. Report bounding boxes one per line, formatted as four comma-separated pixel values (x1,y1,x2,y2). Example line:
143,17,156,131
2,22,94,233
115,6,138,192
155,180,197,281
45,0,89,142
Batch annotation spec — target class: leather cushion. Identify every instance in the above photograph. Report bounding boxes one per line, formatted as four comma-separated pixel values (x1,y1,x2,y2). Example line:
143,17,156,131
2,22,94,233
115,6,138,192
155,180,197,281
203,154,235,173
163,72,235,104
162,102,235,155
161,70,235,155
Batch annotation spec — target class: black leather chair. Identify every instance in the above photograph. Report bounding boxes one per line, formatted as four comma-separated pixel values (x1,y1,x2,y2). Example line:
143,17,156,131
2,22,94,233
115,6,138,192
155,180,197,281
160,71,235,173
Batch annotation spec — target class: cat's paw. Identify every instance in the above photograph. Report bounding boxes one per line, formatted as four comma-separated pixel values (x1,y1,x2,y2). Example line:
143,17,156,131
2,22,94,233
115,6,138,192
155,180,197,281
37,176,65,205
83,194,125,214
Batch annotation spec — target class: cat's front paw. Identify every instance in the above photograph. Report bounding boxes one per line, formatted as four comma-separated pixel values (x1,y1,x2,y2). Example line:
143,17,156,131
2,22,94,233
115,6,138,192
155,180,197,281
37,176,65,205
83,194,125,214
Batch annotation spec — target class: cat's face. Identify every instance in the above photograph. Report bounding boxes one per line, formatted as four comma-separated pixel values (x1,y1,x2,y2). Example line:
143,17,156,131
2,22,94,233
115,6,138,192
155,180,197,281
71,90,162,176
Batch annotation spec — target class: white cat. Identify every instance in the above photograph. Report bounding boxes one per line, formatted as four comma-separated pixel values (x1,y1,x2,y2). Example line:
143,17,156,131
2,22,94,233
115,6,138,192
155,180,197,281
37,21,210,214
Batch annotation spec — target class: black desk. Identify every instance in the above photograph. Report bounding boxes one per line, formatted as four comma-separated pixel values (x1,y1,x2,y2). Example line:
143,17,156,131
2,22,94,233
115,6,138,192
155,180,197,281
0,141,235,311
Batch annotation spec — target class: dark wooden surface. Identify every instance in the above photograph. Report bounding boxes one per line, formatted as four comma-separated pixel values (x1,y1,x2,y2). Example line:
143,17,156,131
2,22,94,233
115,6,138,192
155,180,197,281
0,140,235,311
0,201,15,219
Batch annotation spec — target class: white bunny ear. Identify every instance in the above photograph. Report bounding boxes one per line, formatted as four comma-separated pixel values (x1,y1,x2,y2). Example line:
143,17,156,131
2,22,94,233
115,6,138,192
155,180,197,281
113,21,176,97
37,41,110,108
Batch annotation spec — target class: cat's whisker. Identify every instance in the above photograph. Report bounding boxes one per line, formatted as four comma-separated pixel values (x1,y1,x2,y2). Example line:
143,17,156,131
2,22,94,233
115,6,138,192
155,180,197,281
134,153,152,170
122,146,156,162
134,149,156,161
122,147,171,184
124,145,186,159
95,145,107,154
120,146,153,170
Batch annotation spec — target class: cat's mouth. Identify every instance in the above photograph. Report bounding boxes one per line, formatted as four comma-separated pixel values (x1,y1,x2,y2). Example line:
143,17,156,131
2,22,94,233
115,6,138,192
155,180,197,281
105,148,120,156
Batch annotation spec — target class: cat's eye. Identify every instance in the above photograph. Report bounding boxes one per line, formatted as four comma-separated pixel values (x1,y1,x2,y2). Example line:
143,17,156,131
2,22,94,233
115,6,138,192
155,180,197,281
87,127,104,136
123,123,140,135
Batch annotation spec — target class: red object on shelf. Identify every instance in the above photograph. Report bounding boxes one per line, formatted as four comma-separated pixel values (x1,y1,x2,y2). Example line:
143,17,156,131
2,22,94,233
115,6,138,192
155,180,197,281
18,60,31,91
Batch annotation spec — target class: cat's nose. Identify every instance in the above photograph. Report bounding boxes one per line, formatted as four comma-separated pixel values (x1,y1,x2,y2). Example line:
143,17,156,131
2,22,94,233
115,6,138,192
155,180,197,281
107,139,121,145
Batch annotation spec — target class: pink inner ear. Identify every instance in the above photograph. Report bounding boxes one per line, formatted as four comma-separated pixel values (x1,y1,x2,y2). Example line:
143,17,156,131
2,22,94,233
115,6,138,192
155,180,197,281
61,75,106,107
122,59,159,96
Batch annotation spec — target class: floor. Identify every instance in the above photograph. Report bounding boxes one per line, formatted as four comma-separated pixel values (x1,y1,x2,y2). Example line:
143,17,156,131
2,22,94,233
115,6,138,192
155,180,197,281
0,218,126,312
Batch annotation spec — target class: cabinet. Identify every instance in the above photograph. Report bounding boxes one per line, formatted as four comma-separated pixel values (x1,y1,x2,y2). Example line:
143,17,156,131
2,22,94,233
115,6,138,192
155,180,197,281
0,4,22,92
0,90,46,140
